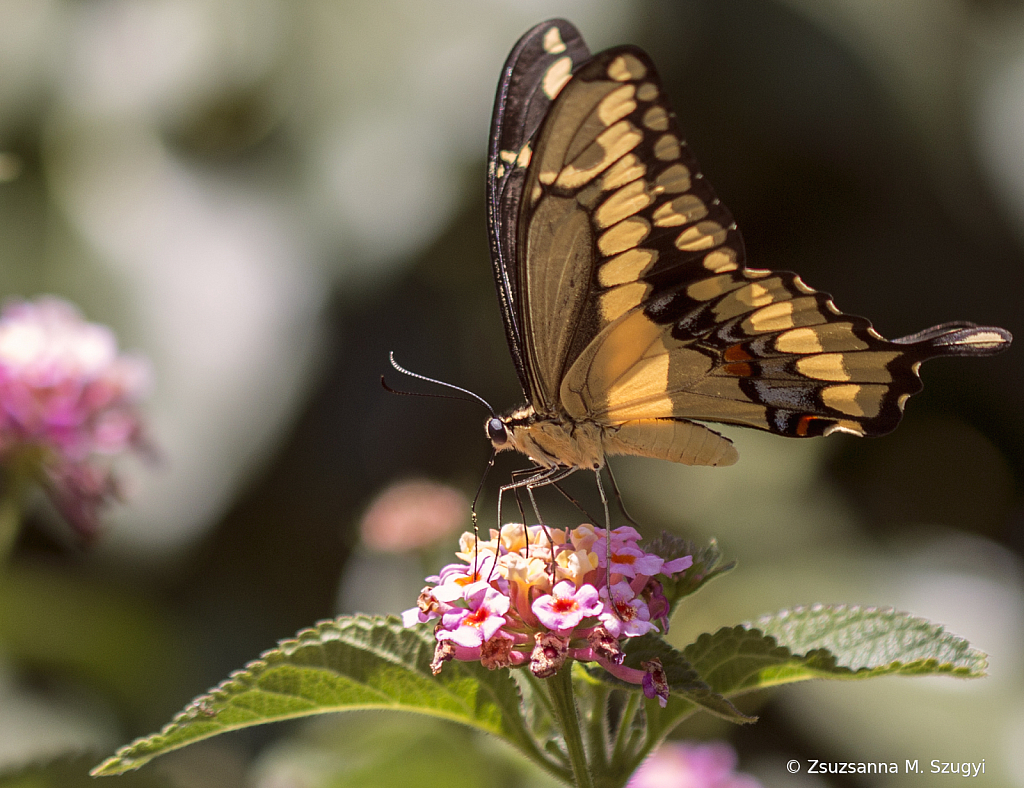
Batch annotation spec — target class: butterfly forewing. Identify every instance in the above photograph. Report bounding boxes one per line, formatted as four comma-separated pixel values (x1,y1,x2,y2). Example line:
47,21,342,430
487,20,591,400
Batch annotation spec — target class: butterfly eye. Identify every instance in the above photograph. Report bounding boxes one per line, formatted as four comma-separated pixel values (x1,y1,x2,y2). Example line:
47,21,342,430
487,417,509,446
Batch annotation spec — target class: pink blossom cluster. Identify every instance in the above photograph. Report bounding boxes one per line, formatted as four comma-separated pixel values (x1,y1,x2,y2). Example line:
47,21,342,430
0,297,150,537
627,741,763,788
403,523,693,706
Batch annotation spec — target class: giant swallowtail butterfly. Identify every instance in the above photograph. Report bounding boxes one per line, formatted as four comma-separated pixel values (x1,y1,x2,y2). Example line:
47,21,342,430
484,19,1010,493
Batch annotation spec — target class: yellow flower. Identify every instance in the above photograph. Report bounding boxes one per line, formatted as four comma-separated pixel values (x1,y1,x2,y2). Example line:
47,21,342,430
556,547,599,586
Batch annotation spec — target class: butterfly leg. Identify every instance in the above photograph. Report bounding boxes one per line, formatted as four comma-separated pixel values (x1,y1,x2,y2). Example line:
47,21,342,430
469,450,498,571
604,462,641,529
550,481,600,524
494,465,566,579
524,466,577,585
593,469,616,605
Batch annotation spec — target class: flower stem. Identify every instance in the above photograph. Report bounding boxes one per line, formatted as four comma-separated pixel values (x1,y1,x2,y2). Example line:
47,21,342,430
547,662,594,788
610,690,641,764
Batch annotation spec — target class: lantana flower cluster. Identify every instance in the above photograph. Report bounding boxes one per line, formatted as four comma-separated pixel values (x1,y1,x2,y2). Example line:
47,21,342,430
403,523,693,706
0,297,150,538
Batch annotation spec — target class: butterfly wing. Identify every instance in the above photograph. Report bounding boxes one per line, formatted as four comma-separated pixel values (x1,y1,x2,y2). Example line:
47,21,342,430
487,19,591,402
505,34,1010,448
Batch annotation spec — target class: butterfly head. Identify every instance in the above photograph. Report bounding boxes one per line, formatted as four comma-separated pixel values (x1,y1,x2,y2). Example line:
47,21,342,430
486,406,534,455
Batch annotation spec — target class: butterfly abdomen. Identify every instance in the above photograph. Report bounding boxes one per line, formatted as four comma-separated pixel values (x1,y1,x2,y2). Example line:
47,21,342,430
491,406,737,469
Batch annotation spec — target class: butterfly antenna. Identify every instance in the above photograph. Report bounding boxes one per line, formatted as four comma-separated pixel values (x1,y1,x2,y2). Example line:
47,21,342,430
386,352,497,414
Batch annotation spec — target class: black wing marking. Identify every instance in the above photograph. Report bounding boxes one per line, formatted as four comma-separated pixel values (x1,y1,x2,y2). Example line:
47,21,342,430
486,19,590,399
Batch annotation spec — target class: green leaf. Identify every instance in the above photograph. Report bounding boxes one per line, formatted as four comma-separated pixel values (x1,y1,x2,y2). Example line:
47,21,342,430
644,535,733,611
92,615,537,776
622,634,753,723
685,605,987,698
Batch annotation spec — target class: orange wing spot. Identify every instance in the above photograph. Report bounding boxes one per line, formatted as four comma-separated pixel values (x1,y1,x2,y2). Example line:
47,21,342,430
723,344,753,362
796,414,817,437
723,362,753,377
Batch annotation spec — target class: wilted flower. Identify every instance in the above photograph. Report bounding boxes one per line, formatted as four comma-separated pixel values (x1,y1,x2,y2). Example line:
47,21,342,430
0,297,150,539
627,741,762,788
403,522,694,705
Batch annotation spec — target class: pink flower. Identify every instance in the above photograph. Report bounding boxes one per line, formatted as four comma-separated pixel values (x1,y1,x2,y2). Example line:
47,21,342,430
438,584,510,647
532,580,602,634
406,521,696,698
593,527,665,577
628,741,762,788
600,581,655,638
0,297,150,538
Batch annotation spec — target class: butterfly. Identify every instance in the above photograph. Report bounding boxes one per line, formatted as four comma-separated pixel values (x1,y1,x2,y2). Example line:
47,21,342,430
483,19,1011,504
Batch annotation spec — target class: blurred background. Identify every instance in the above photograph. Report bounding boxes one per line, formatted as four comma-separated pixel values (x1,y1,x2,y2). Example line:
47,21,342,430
1,0,1023,786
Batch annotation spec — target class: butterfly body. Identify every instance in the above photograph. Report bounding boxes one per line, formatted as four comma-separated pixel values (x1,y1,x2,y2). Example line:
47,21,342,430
485,20,1011,484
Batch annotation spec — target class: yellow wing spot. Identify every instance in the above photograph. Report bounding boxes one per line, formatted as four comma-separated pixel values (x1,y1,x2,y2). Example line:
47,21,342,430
652,194,707,227
495,163,506,179
743,300,796,333
517,144,532,168
791,274,815,294
844,352,899,382
607,53,647,82
600,281,649,322
598,216,651,256
687,274,736,302
598,84,637,126
796,353,850,382
543,56,574,99
539,169,557,185
636,82,658,101
599,248,656,287
776,324,868,354
653,134,681,161
675,221,726,252
703,248,739,272
823,420,865,436
601,154,646,191
530,184,542,204
642,105,669,131
543,26,567,54
557,121,643,189
776,327,823,354
499,150,518,164
955,330,1008,350
595,180,653,229
822,384,885,418
655,163,691,194
714,279,781,321
822,384,863,415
